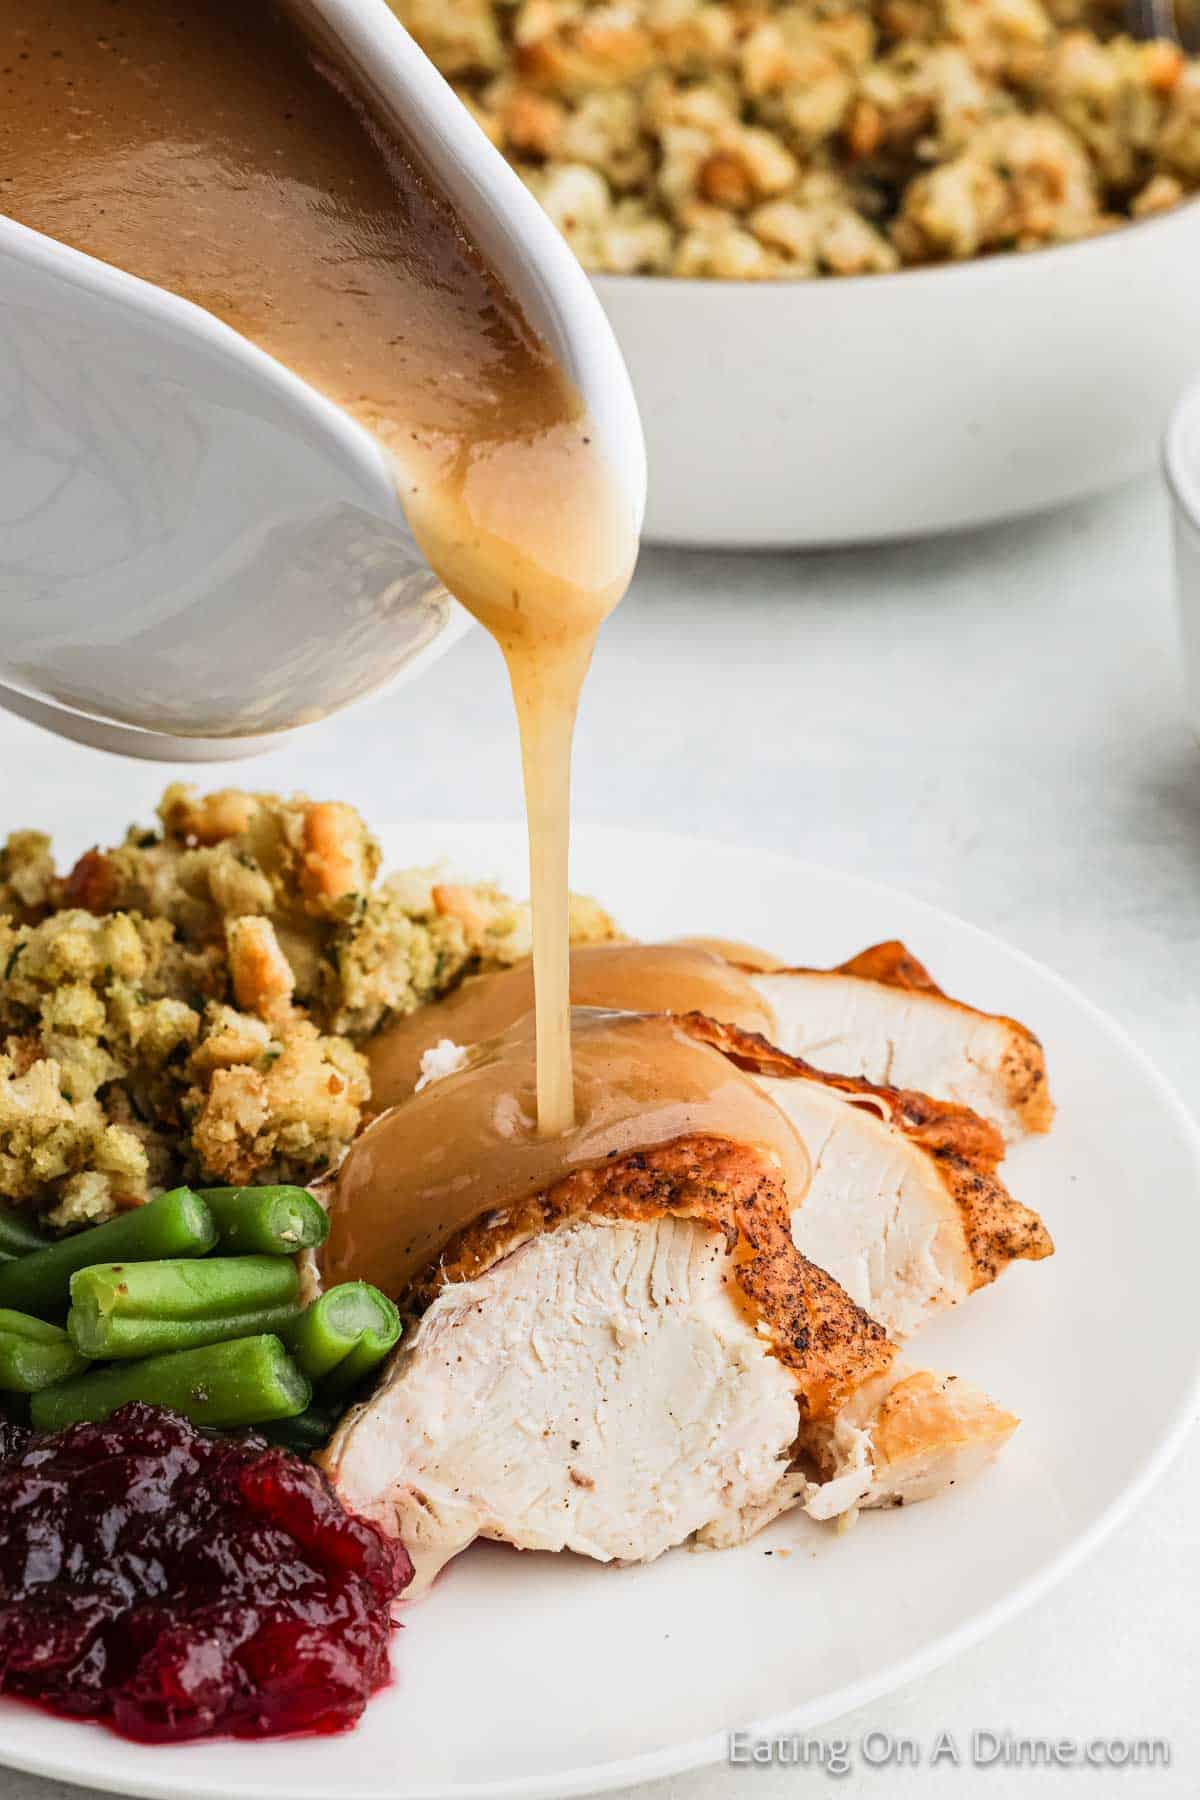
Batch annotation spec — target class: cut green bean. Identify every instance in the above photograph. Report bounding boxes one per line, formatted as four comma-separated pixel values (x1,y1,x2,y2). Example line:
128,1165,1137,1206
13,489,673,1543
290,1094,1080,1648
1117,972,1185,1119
0,1206,52,1261
260,1400,342,1455
198,1185,329,1255
71,1256,299,1325
0,1188,217,1319
29,1334,310,1432
67,1301,302,1362
283,1282,401,1397
68,1255,302,1359
0,1308,90,1392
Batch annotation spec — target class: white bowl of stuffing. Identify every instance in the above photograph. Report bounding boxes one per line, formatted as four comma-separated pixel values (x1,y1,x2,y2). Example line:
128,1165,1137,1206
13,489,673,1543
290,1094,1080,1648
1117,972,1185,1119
395,0,1200,544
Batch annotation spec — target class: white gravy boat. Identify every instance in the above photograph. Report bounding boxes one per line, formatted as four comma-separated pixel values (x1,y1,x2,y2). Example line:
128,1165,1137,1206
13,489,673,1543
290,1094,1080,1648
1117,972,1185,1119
0,0,645,761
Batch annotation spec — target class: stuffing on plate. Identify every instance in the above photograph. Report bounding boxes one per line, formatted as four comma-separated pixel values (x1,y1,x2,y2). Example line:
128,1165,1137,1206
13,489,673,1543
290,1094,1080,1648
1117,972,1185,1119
0,788,617,1226
387,0,1200,276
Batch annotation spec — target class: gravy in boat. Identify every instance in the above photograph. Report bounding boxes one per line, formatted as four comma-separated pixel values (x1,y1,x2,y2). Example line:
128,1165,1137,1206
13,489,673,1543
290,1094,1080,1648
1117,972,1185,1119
2,3,805,1278
2,0,632,1136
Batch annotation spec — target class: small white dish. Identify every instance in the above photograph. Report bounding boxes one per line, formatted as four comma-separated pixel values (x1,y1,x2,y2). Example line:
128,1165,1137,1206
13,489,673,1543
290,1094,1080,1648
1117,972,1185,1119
1,821,1197,1800
1163,373,1200,736
0,0,644,759
596,201,1200,547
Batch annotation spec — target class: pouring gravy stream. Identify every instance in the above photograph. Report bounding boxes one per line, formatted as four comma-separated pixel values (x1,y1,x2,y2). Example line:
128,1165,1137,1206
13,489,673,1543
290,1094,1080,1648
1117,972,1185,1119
3,0,632,1137
2,0,806,1275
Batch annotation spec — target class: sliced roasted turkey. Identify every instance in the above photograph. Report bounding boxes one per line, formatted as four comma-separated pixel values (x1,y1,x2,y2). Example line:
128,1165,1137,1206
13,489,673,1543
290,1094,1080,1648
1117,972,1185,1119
747,940,1052,1143
366,938,1053,1146
322,1135,1018,1590
680,1014,1054,1340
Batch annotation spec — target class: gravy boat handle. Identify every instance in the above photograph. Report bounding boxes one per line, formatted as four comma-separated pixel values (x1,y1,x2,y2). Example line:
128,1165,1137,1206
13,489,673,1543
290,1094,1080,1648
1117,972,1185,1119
0,0,645,761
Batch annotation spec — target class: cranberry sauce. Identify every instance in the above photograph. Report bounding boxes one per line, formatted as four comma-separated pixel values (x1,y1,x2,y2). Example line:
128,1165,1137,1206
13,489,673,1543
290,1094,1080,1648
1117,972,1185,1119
0,1403,412,1741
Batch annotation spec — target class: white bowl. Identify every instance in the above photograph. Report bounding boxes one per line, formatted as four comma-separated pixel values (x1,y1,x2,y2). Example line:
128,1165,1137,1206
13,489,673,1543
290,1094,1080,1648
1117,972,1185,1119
595,200,1200,548
1164,372,1200,736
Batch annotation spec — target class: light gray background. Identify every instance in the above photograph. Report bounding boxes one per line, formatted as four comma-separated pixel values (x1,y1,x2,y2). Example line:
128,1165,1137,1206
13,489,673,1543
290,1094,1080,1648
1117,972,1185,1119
0,471,1196,1799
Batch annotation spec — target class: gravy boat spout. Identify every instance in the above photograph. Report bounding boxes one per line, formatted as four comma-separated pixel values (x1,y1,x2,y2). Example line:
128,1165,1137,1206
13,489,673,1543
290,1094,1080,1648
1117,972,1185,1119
0,0,646,761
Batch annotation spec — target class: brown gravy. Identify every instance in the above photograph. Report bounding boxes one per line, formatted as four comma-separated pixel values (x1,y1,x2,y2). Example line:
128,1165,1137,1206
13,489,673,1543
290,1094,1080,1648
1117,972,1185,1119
672,937,788,973
367,942,778,1112
0,0,575,492
323,1010,810,1296
2,5,805,1284
1,0,634,1136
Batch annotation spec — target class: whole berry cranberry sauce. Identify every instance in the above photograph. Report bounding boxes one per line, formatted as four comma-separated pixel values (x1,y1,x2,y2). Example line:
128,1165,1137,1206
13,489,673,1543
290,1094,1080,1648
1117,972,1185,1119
0,1402,412,1742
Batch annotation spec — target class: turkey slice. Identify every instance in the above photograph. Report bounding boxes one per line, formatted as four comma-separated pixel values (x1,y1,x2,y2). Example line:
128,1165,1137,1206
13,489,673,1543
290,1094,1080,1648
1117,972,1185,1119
679,1013,1053,1340
748,940,1052,1143
321,1136,1018,1589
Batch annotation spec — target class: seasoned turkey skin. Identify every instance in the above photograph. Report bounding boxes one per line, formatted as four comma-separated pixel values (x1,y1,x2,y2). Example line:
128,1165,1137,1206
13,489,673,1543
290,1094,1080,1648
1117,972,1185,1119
749,940,1053,1143
322,1137,1018,1586
409,1134,893,1421
680,1015,1053,1339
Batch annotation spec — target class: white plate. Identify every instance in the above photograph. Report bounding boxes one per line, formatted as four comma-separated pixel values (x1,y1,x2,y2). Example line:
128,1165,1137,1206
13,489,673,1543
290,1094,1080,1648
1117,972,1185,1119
3,822,1199,1800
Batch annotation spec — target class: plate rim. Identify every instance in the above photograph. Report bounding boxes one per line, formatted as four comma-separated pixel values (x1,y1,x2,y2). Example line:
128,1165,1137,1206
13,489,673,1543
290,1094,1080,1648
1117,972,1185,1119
2,819,1198,1800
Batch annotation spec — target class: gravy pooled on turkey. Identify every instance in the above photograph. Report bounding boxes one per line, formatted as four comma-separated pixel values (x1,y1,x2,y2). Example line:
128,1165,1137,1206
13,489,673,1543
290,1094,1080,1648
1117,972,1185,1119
323,1008,810,1297
366,943,776,1111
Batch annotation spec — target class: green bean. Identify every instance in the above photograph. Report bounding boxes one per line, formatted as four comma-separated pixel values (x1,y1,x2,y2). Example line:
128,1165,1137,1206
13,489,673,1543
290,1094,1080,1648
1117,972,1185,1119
0,1206,52,1261
68,1256,301,1359
198,1185,329,1255
0,1188,217,1319
0,1308,89,1392
283,1282,401,1397
29,1334,310,1433
259,1400,342,1455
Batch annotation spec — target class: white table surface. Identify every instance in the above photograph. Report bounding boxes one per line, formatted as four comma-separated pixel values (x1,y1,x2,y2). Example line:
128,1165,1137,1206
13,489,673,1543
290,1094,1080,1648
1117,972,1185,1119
0,470,1197,1800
